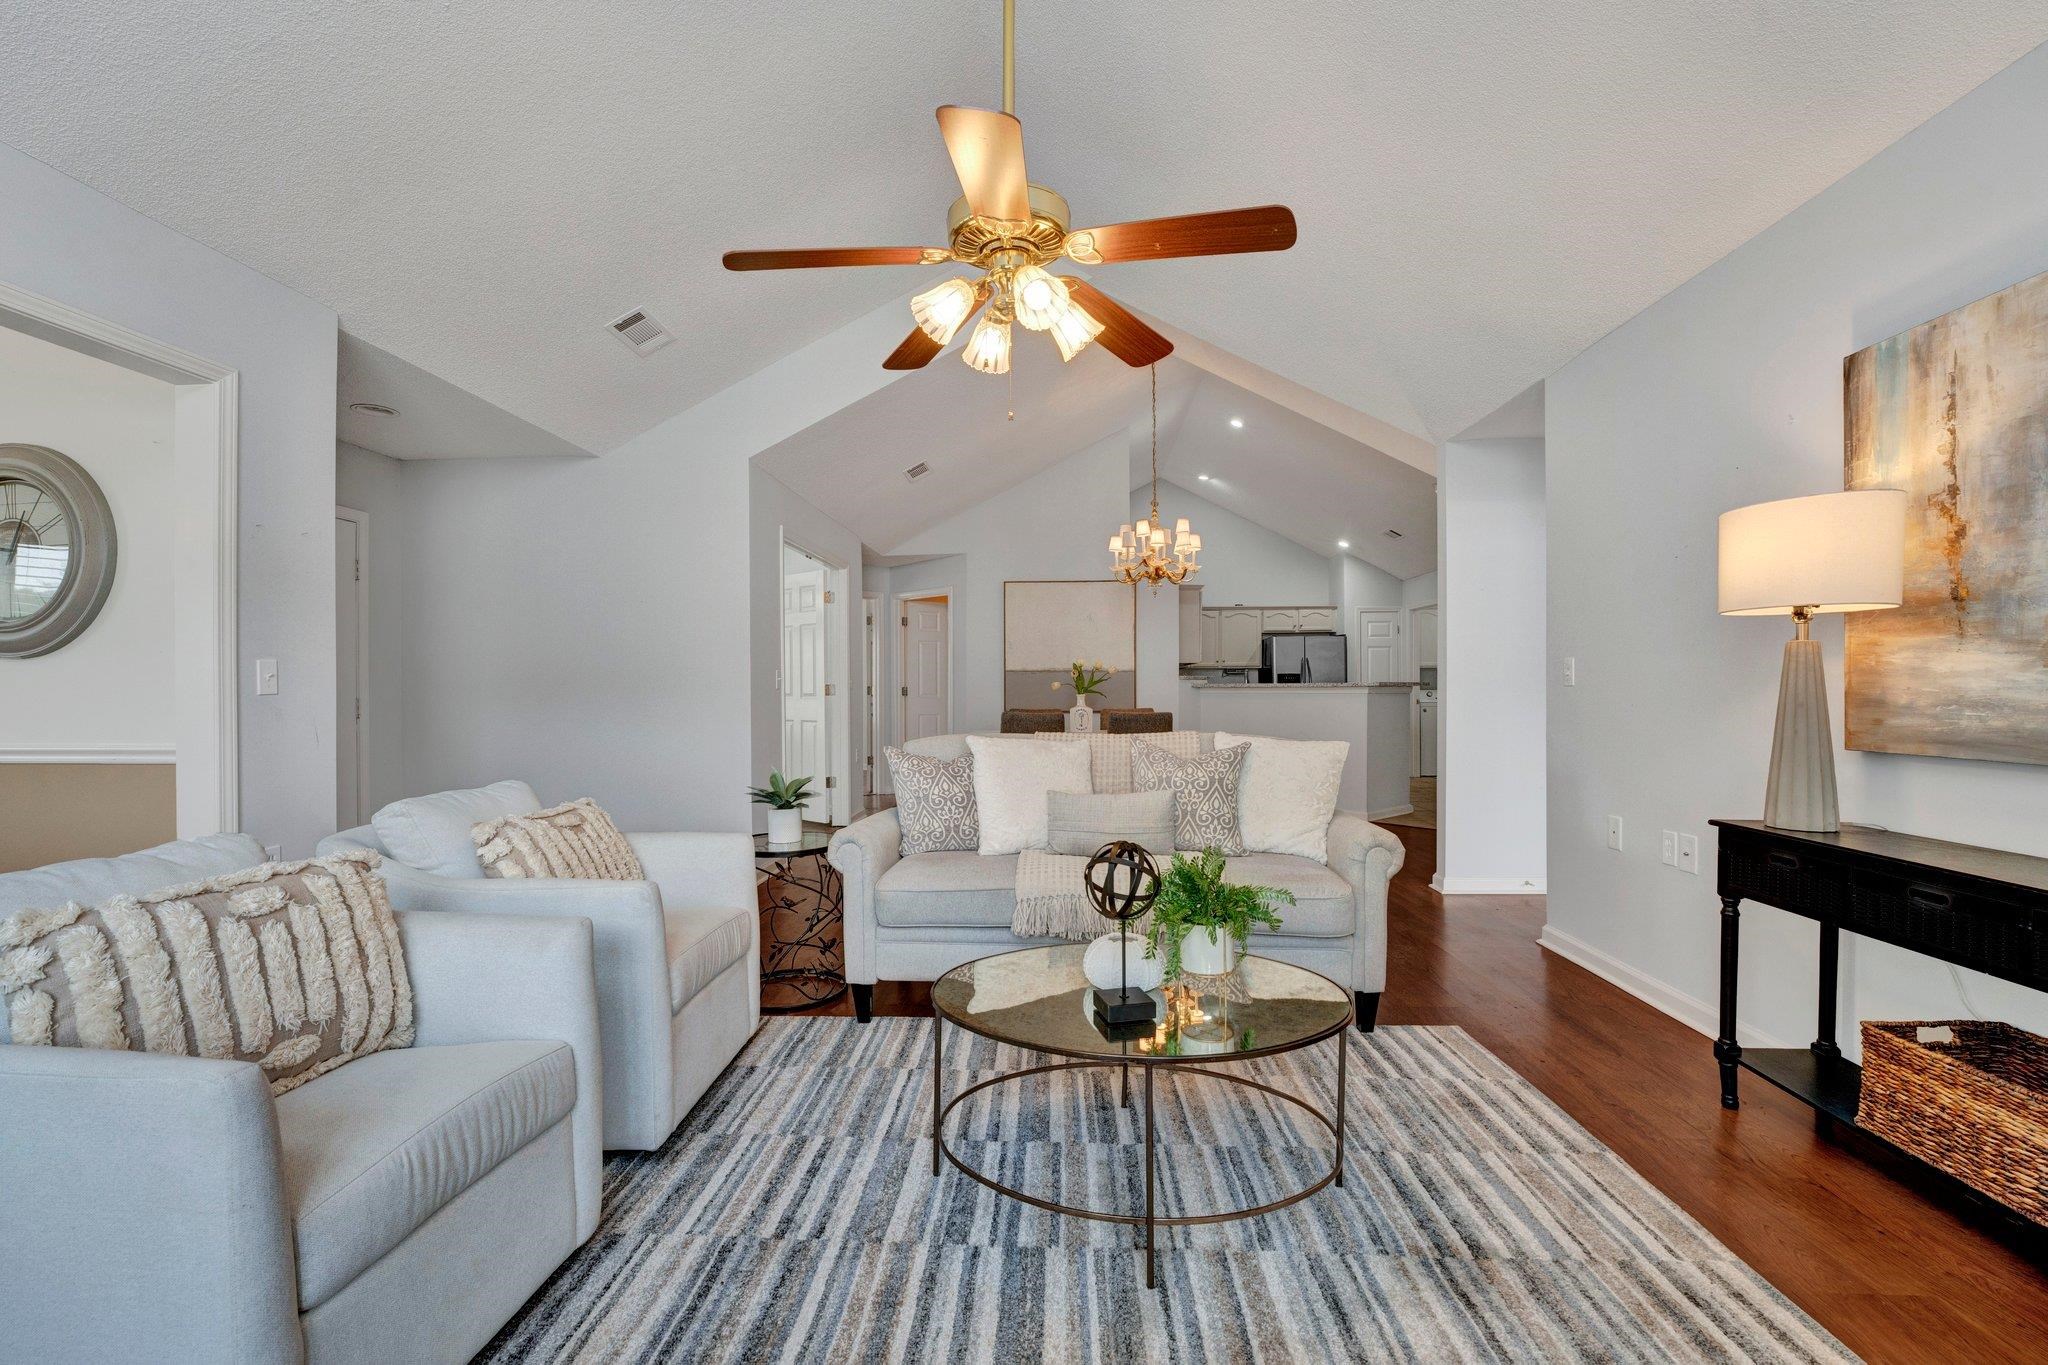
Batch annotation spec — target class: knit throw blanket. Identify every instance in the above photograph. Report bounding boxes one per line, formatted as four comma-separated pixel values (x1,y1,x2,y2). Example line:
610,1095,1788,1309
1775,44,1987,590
1012,850,1102,940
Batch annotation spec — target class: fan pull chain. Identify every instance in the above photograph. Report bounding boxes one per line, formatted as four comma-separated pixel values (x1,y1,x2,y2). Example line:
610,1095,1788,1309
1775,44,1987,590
1007,363,1015,422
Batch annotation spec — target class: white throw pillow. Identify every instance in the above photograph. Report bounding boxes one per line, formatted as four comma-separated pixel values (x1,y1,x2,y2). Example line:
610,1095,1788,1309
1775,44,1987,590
1215,732,1349,862
963,736,1093,856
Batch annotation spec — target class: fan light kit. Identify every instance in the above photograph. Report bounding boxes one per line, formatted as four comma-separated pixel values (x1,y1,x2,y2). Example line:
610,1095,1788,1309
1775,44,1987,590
722,0,1296,377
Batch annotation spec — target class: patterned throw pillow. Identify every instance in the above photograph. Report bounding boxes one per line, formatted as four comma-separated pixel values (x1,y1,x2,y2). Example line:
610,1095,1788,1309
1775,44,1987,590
0,851,414,1095
473,798,644,880
1133,740,1251,855
886,747,980,854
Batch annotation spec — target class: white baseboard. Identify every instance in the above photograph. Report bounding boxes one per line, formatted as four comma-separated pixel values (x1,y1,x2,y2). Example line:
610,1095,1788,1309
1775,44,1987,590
1537,923,1790,1048
1366,803,1414,821
0,745,176,764
1438,876,1546,895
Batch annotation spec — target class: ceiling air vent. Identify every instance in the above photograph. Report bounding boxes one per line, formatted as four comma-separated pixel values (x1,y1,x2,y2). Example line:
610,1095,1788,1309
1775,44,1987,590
904,461,931,483
1383,528,1404,539
608,309,674,356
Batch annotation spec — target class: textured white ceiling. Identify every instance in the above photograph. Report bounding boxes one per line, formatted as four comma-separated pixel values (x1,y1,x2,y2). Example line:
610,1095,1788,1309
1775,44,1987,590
3,3,2043,451
338,333,590,460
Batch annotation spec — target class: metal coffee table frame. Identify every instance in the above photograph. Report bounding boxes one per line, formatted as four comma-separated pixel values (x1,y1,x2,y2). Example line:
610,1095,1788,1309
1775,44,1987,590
930,968,1351,1290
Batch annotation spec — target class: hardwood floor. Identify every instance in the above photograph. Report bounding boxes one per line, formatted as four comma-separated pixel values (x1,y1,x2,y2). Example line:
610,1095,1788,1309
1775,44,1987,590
795,825,2048,1361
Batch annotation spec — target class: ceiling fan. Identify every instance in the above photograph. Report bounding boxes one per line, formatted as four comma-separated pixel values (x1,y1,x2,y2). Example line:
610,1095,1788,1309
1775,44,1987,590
721,0,1297,376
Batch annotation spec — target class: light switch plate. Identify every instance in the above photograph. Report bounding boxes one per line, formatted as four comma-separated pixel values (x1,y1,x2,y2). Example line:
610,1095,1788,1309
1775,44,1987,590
1606,815,1623,851
1677,833,1700,875
255,658,279,696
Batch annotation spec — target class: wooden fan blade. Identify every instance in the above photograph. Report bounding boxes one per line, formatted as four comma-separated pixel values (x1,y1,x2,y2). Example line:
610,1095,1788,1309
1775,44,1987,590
1062,280,1173,366
1065,206,1296,264
723,247,942,271
882,286,990,370
936,105,1030,222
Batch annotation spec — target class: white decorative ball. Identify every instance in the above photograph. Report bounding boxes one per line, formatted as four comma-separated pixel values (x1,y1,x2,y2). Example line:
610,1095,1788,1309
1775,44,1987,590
1083,932,1163,993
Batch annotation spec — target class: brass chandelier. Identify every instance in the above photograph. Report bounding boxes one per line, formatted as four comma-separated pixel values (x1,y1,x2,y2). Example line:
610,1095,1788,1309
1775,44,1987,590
1111,365,1201,586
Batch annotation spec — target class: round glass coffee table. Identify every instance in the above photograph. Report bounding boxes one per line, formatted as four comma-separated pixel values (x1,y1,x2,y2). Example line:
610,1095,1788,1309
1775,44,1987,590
930,944,1353,1289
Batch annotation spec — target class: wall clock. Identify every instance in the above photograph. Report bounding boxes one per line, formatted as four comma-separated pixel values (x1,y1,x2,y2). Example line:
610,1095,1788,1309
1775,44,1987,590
0,444,118,658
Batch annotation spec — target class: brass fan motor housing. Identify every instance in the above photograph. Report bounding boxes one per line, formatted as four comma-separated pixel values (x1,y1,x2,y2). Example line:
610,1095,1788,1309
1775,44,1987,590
946,184,1071,267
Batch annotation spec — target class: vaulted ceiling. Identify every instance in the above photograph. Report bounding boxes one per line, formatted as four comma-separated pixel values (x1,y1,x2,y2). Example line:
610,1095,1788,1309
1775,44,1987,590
3,3,2044,454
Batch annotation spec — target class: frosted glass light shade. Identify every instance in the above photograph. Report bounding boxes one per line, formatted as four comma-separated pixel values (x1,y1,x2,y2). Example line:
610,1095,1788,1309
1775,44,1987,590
1049,300,1103,361
961,315,1012,374
1717,490,1907,616
1011,265,1068,331
910,277,978,345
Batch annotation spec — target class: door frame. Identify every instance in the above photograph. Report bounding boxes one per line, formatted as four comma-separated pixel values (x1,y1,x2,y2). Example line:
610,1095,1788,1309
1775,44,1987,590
895,589,955,743
781,535,852,826
862,591,884,796
335,506,370,826
0,279,239,839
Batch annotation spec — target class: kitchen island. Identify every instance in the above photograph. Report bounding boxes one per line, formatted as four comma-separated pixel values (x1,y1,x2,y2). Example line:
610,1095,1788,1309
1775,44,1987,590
1177,681,1414,820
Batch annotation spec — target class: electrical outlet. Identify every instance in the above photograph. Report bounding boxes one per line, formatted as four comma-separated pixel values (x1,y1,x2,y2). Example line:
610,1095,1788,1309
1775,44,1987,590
1677,833,1701,875
255,658,279,696
1606,815,1624,852
1659,830,1677,867
263,844,283,863
1561,656,1577,686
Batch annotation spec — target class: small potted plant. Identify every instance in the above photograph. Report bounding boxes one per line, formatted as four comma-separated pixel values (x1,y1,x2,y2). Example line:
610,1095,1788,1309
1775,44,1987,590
1144,848,1293,1040
748,771,813,846
1052,659,1116,732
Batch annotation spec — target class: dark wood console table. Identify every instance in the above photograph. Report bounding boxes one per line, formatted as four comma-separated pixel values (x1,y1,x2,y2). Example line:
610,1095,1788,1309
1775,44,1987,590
1712,819,2048,1232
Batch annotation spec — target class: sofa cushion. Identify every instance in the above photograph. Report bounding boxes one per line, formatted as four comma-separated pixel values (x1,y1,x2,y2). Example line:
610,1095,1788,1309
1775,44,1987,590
473,798,644,880
373,781,541,880
664,904,754,1012
875,852,1019,928
1217,732,1349,863
1046,789,1175,858
0,833,267,918
1224,854,1355,937
1135,740,1250,855
885,748,979,854
1032,730,1206,794
277,1039,574,1311
964,737,1092,856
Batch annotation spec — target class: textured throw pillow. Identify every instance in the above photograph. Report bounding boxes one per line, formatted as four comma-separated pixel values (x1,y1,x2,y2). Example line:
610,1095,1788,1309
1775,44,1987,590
886,747,980,855
963,735,1094,856
373,780,541,879
1215,732,1350,862
1032,730,1205,793
0,851,413,1095
1133,739,1251,855
473,798,644,880
1046,790,1176,858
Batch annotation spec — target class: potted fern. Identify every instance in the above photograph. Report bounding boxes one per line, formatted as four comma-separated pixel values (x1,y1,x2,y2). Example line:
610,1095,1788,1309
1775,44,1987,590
749,771,813,846
1144,847,1293,978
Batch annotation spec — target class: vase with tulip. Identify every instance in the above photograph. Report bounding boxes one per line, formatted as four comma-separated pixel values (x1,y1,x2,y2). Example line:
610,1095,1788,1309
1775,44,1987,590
1053,659,1115,732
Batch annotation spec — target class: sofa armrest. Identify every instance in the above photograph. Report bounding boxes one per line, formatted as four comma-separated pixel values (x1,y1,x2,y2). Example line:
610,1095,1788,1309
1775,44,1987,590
372,860,672,1150
627,831,756,918
399,909,604,1239
828,810,902,985
0,1047,302,1362
1326,811,1407,994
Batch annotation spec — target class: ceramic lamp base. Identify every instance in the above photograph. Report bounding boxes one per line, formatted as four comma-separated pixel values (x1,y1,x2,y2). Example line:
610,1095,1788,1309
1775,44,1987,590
1764,636,1839,833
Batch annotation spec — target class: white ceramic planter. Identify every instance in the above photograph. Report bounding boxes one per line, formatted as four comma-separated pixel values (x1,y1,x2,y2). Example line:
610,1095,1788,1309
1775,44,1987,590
766,807,804,846
1177,927,1241,978
1065,699,1100,732
1083,932,1165,993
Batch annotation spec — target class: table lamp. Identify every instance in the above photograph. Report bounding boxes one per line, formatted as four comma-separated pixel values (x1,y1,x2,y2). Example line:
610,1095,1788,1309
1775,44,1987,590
1717,489,1905,832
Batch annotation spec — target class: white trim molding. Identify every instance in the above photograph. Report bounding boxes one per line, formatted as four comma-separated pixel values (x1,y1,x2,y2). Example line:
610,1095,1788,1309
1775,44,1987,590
0,745,176,764
1538,923,1789,1048
0,278,239,839
1367,803,1415,822
1438,876,1547,895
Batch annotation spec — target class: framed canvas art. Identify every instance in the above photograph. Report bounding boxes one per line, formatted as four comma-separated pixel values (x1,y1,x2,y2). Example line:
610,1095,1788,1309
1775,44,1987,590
1002,580,1137,709
1843,269,2048,766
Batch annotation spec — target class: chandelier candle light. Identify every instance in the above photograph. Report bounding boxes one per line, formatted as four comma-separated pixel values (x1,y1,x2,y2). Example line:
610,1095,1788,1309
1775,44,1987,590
1112,365,1201,587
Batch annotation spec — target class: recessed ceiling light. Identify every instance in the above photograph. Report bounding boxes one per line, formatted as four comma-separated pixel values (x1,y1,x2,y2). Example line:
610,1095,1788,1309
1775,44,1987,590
348,402,398,418
1197,473,1211,481
1336,540,1350,549
1229,418,1244,429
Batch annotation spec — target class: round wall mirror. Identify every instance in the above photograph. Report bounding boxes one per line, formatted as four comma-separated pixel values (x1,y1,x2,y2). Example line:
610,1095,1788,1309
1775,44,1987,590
0,444,118,658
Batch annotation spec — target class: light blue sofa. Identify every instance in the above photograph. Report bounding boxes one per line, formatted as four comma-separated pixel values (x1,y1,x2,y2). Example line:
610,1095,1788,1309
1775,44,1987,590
0,833,603,1364
319,780,760,1151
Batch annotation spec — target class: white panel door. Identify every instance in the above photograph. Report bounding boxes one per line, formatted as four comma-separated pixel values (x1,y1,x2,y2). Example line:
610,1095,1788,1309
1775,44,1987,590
1357,608,1403,684
781,568,828,821
902,598,949,741
335,516,363,827
1218,608,1262,665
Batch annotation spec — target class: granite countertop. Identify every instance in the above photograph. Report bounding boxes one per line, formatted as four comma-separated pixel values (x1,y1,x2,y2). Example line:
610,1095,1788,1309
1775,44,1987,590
1188,682,1410,691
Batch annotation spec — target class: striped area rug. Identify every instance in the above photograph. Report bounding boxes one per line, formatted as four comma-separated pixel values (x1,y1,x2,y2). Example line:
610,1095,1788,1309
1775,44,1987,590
480,1018,1855,1364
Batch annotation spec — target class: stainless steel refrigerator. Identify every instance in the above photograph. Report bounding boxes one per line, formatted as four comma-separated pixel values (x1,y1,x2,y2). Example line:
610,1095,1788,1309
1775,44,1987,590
1258,632,1348,684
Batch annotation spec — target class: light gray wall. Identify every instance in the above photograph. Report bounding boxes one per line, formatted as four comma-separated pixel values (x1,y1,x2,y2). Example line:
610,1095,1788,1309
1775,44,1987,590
1440,438,1547,892
0,141,340,854
335,442,408,813
1545,43,2048,1055
1140,479,1335,606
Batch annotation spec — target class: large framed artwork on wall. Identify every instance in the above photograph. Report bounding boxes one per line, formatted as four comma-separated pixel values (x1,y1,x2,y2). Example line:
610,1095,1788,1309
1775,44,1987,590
1843,268,2048,766
1002,580,1137,709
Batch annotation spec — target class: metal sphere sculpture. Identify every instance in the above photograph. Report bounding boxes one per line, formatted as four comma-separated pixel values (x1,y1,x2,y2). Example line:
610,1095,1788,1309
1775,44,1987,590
1085,840,1160,924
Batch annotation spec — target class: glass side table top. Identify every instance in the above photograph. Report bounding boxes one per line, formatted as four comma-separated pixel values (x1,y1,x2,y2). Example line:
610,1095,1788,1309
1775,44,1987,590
752,831,833,857
932,943,1350,1062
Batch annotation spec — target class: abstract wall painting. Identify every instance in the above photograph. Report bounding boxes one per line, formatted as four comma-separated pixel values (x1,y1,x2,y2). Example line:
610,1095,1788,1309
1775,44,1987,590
1843,269,2048,766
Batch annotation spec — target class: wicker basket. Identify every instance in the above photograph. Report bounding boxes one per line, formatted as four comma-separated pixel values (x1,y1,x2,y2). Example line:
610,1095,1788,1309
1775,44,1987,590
1858,1020,2048,1224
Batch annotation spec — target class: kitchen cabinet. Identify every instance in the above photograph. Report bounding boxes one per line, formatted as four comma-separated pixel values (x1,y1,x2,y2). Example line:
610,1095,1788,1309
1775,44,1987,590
1294,607,1337,631
1217,608,1263,666
1262,608,1301,632
1184,604,1341,667
1200,609,1222,665
1178,587,1203,664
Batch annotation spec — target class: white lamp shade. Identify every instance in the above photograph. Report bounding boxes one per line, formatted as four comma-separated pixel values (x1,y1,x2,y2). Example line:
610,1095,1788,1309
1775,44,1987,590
1717,489,1907,616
